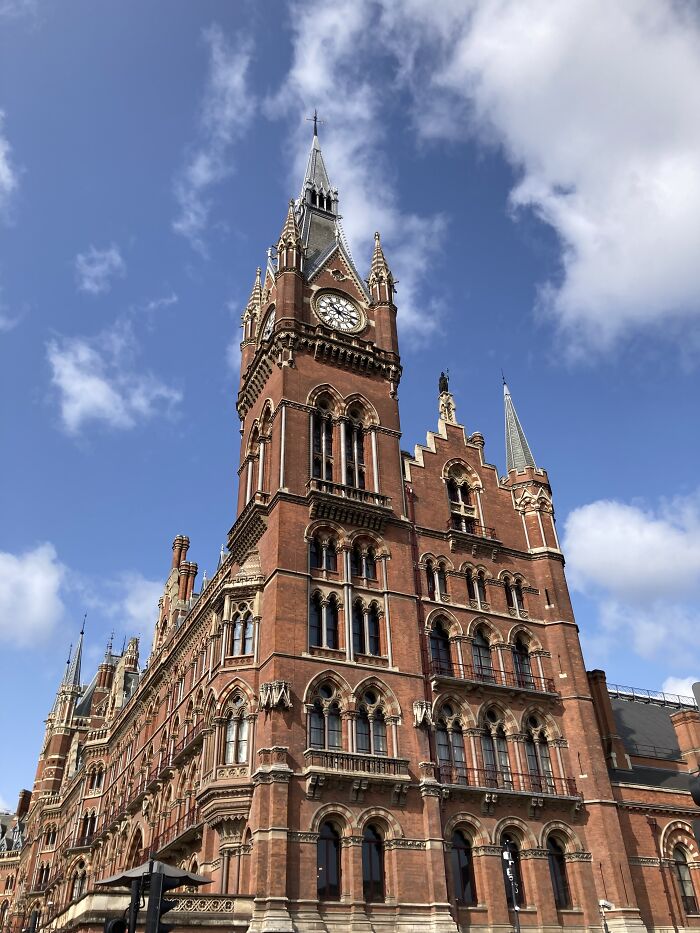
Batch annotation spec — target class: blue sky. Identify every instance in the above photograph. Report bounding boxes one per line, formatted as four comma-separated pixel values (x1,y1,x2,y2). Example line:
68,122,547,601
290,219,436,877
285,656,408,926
2,0,700,808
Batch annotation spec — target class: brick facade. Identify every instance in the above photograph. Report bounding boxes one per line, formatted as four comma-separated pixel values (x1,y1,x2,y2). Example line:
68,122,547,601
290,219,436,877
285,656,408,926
2,130,700,933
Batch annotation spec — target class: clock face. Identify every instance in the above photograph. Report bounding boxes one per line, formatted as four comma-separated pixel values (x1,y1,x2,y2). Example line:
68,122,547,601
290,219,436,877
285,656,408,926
315,292,363,333
261,309,275,341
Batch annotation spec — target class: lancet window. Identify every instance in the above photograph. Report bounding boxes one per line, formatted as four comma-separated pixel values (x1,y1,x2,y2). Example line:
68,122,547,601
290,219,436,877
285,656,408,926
352,599,381,656
310,534,338,572
355,690,388,756
312,403,334,482
362,825,385,903
429,620,452,675
471,628,494,681
480,709,513,789
231,606,254,656
524,715,555,792
309,591,340,650
512,636,534,688
344,416,366,489
436,704,467,784
674,846,698,914
317,822,341,900
351,544,377,580
223,696,249,766
308,683,343,750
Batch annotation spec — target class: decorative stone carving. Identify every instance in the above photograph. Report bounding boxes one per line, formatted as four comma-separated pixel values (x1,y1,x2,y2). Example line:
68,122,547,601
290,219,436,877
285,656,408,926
413,701,432,728
258,681,292,711
385,838,426,850
564,851,593,862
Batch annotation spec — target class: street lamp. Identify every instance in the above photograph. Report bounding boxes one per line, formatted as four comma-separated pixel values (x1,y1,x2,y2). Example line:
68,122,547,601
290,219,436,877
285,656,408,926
502,843,521,933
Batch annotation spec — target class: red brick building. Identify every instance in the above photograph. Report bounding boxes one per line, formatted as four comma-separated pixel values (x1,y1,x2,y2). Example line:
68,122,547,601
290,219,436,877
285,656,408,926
2,127,700,933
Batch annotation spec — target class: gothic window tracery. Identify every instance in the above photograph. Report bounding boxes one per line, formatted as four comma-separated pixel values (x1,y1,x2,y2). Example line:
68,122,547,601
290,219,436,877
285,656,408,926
436,704,467,784
310,534,338,572
223,696,249,766
231,605,254,656
480,709,513,789
309,591,340,650
352,599,382,656
308,683,343,750
524,715,555,793
344,412,366,490
355,690,388,756
312,401,334,482
429,620,452,675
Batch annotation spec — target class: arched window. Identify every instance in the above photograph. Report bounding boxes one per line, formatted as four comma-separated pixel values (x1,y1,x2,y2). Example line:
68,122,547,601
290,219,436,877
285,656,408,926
504,576,515,610
313,405,334,481
0,901,9,930
350,545,362,577
310,535,338,572
436,713,467,785
674,845,698,913
437,562,448,597
548,837,571,909
481,720,513,789
430,621,452,675
224,700,249,765
466,569,477,602
355,692,387,756
451,831,477,906
70,862,87,900
365,547,377,580
352,600,365,655
425,559,436,599
309,592,339,649
524,723,555,793
475,571,486,605
514,581,525,613
501,835,525,906
367,604,381,656
309,591,323,647
362,825,385,903
353,601,381,657
231,609,254,656
317,822,341,901
471,629,493,681
344,419,365,489
308,691,342,750
512,637,534,688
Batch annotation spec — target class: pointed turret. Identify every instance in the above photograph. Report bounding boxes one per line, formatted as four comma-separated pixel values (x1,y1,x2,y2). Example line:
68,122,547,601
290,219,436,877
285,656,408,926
64,620,85,689
300,121,333,204
246,267,263,311
368,232,395,305
504,381,536,472
277,200,302,272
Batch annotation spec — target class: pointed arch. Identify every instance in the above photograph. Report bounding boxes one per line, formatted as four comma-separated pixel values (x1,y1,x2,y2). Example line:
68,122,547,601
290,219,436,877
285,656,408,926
539,821,585,853
217,677,256,714
432,694,477,730
492,816,538,848
465,616,499,641
356,806,404,839
424,608,462,637
476,700,519,735
307,383,344,414
343,393,379,426
662,821,700,860
353,676,401,719
303,669,352,707
441,458,483,491
506,623,542,651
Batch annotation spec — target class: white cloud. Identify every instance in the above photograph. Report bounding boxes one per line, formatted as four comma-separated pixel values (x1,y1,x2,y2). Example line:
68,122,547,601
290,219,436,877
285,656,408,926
173,25,254,252
75,244,126,295
0,543,66,647
270,0,445,338
115,572,162,634
0,0,37,18
564,492,700,674
143,291,178,313
375,0,700,352
0,111,18,220
662,676,698,700
0,284,20,332
47,320,182,434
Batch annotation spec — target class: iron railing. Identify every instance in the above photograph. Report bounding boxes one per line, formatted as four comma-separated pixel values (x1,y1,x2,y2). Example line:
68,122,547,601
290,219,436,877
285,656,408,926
429,660,556,695
438,765,578,797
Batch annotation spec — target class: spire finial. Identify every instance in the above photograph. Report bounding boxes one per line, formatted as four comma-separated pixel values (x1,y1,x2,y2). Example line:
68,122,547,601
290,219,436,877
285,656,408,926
306,108,324,138
80,612,86,637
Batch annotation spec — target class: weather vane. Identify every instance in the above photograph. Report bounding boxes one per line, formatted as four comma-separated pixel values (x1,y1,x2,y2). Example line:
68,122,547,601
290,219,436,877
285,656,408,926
306,108,325,136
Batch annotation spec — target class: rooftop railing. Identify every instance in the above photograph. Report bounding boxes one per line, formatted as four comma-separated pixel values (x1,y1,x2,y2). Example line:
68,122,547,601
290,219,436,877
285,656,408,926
607,682,696,710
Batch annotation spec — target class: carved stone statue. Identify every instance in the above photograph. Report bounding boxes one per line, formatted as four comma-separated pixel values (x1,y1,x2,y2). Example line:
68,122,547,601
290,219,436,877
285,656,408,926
439,371,449,394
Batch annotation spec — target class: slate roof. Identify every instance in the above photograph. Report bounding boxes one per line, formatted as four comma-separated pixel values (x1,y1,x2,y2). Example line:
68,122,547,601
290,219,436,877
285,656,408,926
504,382,536,472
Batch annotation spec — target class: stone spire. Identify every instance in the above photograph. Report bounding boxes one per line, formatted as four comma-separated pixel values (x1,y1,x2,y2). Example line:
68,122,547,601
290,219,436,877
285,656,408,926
300,120,333,200
246,267,262,310
277,200,302,271
504,380,536,472
368,232,395,304
64,618,85,688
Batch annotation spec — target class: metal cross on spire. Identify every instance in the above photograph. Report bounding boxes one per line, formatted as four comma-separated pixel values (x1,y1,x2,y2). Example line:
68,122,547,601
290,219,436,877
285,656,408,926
306,108,325,137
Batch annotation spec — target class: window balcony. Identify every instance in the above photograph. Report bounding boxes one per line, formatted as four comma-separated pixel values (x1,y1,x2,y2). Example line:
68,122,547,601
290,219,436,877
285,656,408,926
150,808,203,857
304,748,410,778
307,479,392,531
429,660,558,696
437,765,579,798
171,722,205,765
